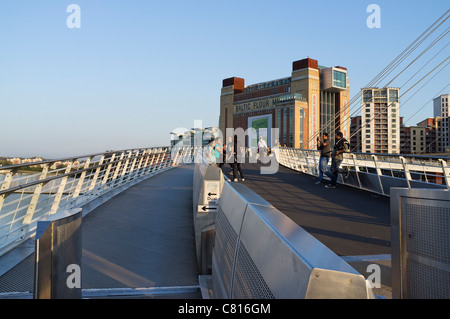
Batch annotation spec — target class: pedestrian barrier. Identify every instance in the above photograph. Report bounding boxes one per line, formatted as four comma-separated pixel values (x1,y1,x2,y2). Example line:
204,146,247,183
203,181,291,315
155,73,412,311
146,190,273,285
34,208,82,299
276,148,449,196
193,157,225,274
192,158,374,299
0,146,192,257
390,188,450,299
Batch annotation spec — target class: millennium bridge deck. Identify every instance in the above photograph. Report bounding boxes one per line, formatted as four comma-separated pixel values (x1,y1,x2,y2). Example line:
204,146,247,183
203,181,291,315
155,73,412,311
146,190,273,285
0,163,392,298
0,165,200,298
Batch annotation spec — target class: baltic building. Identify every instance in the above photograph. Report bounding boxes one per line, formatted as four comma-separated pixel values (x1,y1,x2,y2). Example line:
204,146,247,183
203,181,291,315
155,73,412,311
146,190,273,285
219,58,350,149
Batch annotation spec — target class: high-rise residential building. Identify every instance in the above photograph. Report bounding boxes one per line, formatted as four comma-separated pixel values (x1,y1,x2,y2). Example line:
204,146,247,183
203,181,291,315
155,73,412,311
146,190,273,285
433,94,449,152
350,116,362,152
416,118,438,154
219,57,350,149
361,87,400,154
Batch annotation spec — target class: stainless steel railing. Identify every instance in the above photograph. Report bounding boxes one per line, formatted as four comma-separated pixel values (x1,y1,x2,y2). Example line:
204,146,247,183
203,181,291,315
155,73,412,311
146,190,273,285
0,146,198,257
275,147,450,195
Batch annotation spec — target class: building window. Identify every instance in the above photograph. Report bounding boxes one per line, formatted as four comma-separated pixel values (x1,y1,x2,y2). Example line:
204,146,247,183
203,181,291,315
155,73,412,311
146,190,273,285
299,109,304,148
283,108,287,145
389,90,399,102
363,90,372,102
333,70,347,89
277,108,281,130
289,108,293,147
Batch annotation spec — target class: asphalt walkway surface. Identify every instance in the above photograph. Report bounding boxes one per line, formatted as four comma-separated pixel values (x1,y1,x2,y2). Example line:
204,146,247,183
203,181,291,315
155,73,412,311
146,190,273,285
0,165,200,297
222,162,391,257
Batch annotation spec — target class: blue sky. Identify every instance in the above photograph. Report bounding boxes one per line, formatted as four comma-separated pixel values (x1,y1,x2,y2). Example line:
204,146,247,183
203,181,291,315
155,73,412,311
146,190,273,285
0,0,449,158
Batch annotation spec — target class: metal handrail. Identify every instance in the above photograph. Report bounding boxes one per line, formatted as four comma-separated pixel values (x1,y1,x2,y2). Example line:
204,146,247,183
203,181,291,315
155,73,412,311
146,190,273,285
0,146,169,172
275,147,450,194
0,146,197,257
0,150,168,197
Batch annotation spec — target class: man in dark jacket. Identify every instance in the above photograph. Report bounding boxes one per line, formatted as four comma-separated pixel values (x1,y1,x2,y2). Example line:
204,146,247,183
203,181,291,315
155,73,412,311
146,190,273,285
316,132,331,184
325,132,350,188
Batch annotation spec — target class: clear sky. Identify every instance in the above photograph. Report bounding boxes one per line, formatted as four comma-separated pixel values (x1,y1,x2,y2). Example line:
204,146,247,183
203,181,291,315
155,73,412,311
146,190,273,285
0,0,449,158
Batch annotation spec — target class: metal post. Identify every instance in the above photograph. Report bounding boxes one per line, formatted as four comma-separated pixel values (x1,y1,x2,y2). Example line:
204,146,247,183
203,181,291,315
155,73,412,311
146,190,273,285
88,155,104,192
372,155,385,195
439,159,450,188
0,168,18,212
352,154,362,189
21,164,50,236
101,153,116,185
72,157,92,199
49,162,73,215
111,152,125,184
400,156,412,188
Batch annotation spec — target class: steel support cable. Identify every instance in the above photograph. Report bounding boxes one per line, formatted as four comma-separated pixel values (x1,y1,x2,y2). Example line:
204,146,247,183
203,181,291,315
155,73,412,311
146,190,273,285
353,75,450,152
344,34,449,148
400,42,449,89
306,9,450,146
404,82,450,154
313,32,449,151
351,58,450,144
313,22,449,146
384,25,450,88
350,59,450,152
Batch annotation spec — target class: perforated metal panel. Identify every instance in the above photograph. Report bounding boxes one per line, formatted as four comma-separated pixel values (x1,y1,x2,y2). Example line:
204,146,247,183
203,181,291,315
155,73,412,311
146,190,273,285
34,209,82,299
404,203,450,265
53,217,82,297
212,208,237,298
391,188,450,299
232,241,274,299
212,181,372,299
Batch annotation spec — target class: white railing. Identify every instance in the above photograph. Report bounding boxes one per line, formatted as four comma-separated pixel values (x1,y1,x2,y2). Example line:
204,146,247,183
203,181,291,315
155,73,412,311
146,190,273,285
275,147,450,195
0,146,198,257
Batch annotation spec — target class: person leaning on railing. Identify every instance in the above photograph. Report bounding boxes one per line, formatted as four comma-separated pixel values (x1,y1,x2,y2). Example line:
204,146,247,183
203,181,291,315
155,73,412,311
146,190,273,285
206,138,217,166
325,132,350,189
315,132,331,185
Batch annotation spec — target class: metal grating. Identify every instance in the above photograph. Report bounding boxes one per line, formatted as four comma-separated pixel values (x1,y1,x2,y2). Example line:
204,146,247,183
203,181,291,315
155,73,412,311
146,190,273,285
0,253,34,293
406,259,450,299
402,200,450,298
54,218,82,297
232,241,274,299
212,208,237,297
405,203,450,265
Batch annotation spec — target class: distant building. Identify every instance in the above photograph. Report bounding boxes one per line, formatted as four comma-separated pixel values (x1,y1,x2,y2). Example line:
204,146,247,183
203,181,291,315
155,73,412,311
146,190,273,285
416,118,438,154
400,125,411,154
350,116,362,152
361,87,400,154
399,117,446,155
409,126,427,154
219,57,350,149
433,94,449,152
170,127,218,148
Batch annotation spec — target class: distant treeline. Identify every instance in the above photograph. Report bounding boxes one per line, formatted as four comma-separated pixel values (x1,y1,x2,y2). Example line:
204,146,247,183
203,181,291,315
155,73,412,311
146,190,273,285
0,160,48,172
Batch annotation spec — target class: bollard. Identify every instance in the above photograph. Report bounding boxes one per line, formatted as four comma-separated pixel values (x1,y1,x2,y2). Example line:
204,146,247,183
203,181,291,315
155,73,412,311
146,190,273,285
33,208,82,299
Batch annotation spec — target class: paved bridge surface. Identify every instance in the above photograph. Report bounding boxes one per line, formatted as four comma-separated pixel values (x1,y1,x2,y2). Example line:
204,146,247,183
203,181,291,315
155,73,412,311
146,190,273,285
0,163,392,298
232,163,391,257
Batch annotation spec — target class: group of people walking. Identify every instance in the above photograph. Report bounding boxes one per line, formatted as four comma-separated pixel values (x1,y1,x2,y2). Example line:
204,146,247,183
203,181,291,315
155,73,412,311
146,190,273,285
207,136,245,182
316,131,350,188
205,131,350,188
